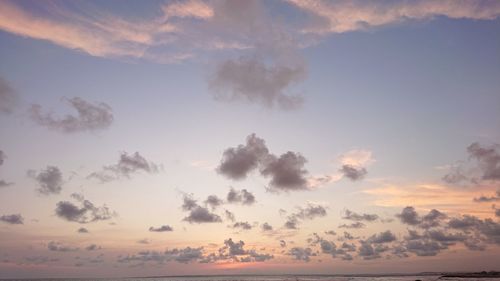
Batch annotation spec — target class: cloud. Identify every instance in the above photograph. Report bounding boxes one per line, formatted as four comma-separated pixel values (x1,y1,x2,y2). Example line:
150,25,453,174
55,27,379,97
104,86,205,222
48,241,79,252
88,151,160,182
357,241,388,260
287,0,500,34
368,230,397,244
226,188,256,205
181,194,222,224
0,77,18,115
338,222,365,229
284,202,327,229
224,210,235,222
396,206,447,229
204,195,224,209
0,214,24,225
137,239,152,244
210,56,305,109
77,227,89,233
217,134,269,180
218,134,312,191
261,151,309,191
473,190,500,202
308,233,355,260
363,182,498,216
85,244,102,251
149,225,174,232
218,238,273,262
288,247,316,262
27,166,63,195
55,193,115,223
183,206,222,224
230,221,252,230
162,0,214,19
342,209,378,222
29,97,113,133
261,222,273,231
23,256,60,265
0,150,5,166
339,165,367,181
0,180,13,188
467,143,500,181
442,142,500,185
337,149,373,181
118,246,205,264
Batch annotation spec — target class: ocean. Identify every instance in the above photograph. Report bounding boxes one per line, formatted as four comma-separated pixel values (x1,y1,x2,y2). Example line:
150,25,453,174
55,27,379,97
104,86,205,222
2,275,498,281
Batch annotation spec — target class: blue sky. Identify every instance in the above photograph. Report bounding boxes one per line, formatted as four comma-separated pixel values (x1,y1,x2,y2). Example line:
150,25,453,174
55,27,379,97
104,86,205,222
0,0,499,278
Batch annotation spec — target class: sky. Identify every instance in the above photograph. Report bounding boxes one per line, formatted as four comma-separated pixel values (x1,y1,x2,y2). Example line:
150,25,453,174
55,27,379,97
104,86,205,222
0,0,500,278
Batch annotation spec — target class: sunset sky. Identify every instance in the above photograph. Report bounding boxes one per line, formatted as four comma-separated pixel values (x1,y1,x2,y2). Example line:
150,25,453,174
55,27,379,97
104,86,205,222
0,0,500,278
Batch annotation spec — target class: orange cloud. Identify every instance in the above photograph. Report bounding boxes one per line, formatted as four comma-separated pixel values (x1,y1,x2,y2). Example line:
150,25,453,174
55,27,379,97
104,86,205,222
363,181,499,217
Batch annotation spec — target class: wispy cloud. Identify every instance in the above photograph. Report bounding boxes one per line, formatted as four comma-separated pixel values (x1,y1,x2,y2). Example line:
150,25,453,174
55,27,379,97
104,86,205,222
287,0,500,34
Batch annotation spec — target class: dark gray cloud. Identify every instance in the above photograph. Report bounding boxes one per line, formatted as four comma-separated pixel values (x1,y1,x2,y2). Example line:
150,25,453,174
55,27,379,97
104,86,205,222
308,233,355,260
0,150,5,166
261,222,273,231
230,221,252,230
0,77,18,115
0,180,13,188
396,206,420,225
343,231,355,240
357,241,389,260
55,193,115,223
0,214,24,225
149,225,174,232
226,188,256,205
339,164,367,181
224,210,235,222
420,209,447,229
182,194,198,211
29,97,113,133
396,206,446,229
181,194,222,224
77,227,89,233
210,56,305,110
288,247,315,262
284,203,327,229
137,238,151,244
404,240,445,256
342,209,378,222
48,241,79,252
443,142,500,184
203,238,274,263
217,134,269,180
88,151,160,182
224,238,246,256
368,230,397,244
205,195,224,209
27,166,63,195
218,134,311,191
280,240,287,248
23,256,60,265
338,222,365,229
261,151,309,191
85,244,102,251
473,190,500,203
325,230,336,236
183,206,222,224
118,247,204,264
467,142,500,181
